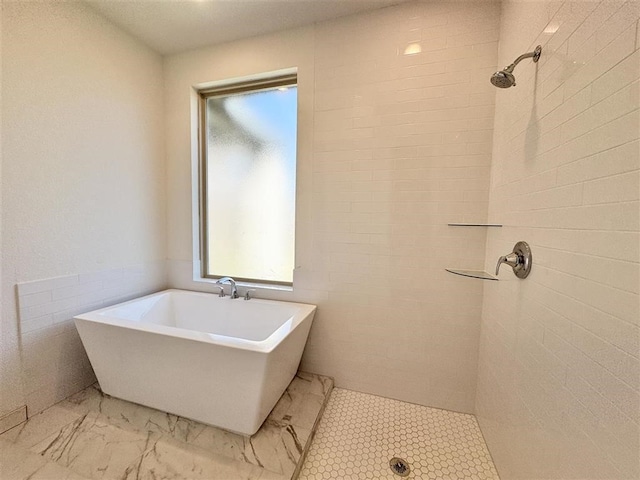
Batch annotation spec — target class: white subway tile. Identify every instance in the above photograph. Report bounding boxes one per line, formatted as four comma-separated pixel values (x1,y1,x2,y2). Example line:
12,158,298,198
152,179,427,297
20,296,77,321
552,1,599,52
544,266,639,325
564,23,637,100
77,267,123,284
594,0,640,52
583,171,640,205
538,246,639,295
565,374,640,464
16,274,78,297
566,0,622,56
591,48,640,104
53,306,86,325
18,290,52,309
523,184,584,210
20,314,54,334
570,323,640,386
76,289,109,310
446,28,500,48
559,109,638,165
566,340,640,420
541,86,592,135
52,280,103,301
587,78,639,126
556,139,639,186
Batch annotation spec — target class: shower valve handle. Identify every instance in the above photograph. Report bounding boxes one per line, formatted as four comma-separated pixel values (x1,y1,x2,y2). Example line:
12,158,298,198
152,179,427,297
495,241,533,279
495,253,520,275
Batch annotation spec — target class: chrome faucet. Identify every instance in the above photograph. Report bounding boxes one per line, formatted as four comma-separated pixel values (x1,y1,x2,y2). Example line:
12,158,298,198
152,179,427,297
216,277,239,299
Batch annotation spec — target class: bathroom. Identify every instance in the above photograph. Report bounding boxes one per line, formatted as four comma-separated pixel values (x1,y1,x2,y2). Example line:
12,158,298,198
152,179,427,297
0,0,638,478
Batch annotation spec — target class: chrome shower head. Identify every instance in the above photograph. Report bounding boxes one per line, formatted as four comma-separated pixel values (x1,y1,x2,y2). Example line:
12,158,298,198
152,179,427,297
490,45,541,89
490,69,516,88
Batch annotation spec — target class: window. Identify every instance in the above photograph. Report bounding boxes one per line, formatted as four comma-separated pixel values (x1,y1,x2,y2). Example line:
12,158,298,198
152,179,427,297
198,74,297,285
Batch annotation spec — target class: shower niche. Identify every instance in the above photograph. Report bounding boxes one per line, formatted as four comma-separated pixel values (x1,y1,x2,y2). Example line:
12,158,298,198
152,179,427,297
445,223,502,281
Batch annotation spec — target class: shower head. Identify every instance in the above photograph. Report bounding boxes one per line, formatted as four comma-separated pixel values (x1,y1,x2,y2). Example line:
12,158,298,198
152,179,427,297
490,45,542,88
491,69,516,88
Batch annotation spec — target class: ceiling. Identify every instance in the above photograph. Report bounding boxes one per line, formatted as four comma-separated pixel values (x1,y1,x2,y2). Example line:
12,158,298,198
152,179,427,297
86,0,410,55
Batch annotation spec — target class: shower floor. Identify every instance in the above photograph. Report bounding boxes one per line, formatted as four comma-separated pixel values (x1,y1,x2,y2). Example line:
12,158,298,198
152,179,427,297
0,372,333,480
299,388,500,480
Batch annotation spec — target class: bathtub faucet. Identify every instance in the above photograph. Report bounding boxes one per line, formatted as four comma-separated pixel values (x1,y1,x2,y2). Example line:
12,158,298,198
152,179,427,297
216,277,239,299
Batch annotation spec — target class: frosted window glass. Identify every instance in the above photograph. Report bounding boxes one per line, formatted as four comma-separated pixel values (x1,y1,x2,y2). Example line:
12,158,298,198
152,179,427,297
204,86,297,283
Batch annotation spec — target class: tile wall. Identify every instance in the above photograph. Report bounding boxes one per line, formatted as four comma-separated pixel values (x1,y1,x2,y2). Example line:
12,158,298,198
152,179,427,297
476,1,640,478
16,261,167,415
165,0,502,413
302,0,501,412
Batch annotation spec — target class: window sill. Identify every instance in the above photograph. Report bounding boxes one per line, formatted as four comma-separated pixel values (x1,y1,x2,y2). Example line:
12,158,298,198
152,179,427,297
192,276,294,292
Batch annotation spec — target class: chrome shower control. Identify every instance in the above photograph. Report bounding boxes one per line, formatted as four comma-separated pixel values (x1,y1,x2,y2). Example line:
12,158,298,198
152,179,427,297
495,241,532,279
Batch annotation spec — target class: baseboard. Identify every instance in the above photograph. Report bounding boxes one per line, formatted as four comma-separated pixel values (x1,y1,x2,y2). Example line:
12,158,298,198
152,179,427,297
0,405,27,434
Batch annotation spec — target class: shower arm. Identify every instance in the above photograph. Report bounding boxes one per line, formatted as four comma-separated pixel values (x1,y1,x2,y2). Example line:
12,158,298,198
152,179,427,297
502,46,542,73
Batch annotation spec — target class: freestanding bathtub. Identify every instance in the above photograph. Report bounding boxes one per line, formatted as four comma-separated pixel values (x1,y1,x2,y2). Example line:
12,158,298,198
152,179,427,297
74,289,316,435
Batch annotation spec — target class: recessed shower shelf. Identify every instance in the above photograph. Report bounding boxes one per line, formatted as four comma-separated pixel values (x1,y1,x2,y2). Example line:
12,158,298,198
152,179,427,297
445,269,498,281
447,223,502,227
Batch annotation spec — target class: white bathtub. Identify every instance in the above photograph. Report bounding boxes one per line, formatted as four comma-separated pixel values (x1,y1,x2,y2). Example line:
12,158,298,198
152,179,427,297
74,289,316,435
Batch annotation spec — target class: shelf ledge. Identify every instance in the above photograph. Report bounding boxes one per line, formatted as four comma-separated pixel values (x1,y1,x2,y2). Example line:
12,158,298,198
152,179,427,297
447,223,502,227
445,269,498,281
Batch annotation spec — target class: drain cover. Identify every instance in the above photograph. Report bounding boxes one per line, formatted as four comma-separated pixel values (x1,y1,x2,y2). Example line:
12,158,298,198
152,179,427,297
389,457,410,477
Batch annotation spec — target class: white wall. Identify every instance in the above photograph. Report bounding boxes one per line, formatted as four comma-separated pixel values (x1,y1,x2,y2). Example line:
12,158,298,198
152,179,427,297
476,1,639,478
1,0,167,417
165,0,501,413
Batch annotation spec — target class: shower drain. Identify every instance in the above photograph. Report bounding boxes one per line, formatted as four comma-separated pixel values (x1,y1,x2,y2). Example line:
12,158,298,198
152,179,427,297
389,457,410,477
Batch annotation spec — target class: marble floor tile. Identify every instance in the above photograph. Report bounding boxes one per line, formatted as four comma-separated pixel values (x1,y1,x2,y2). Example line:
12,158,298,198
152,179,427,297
258,470,289,480
284,393,326,432
122,434,264,480
0,438,47,480
289,372,333,398
0,403,83,449
0,372,333,480
20,461,89,480
164,414,311,476
32,412,159,480
0,439,88,480
63,384,205,443
246,420,311,477
186,425,251,464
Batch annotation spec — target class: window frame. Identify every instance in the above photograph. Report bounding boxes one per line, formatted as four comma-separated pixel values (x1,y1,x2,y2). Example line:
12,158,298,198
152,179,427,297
197,73,298,286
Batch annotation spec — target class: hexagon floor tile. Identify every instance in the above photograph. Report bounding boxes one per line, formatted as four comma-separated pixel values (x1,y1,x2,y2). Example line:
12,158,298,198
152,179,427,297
299,388,499,480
